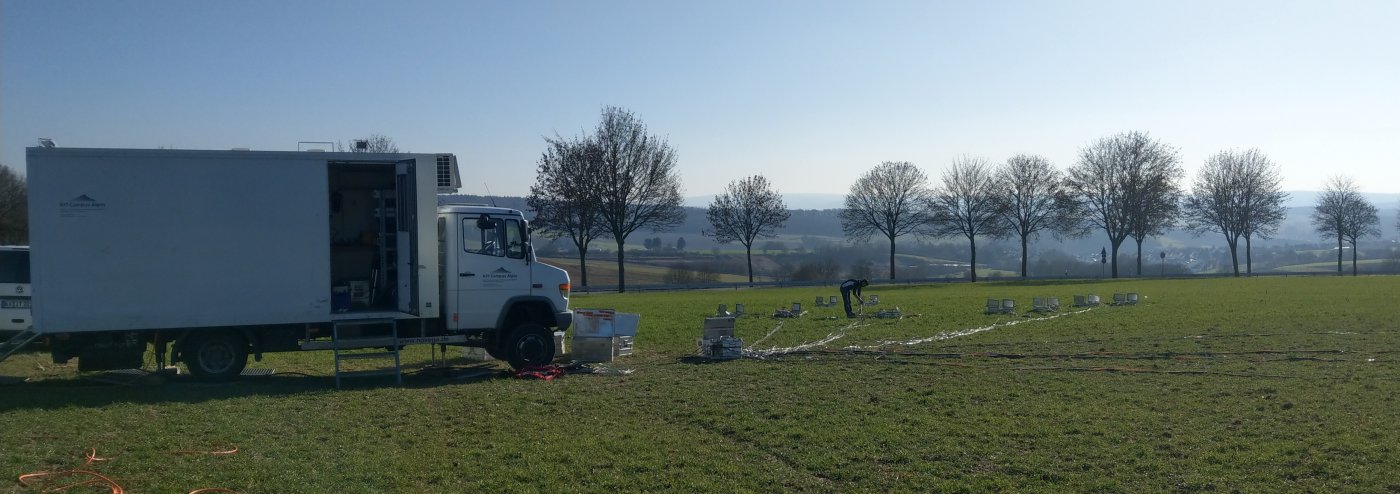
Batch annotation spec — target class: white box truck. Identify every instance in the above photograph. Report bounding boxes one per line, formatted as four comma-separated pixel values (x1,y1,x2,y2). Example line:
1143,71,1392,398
4,147,572,381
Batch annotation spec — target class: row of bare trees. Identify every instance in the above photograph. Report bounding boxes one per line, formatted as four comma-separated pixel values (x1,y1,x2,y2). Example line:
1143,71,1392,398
838,131,1303,280
524,116,1393,288
840,130,1400,281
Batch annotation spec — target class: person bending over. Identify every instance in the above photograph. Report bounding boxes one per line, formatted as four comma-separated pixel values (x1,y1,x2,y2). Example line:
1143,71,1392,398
840,278,869,318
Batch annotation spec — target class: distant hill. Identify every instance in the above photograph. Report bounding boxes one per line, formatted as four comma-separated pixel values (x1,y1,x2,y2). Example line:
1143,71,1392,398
684,193,844,210
1284,191,1400,208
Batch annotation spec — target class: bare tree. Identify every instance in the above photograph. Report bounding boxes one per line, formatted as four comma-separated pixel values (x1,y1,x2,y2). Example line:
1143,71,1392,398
1183,151,1246,276
590,106,686,292
1312,176,1380,276
927,156,1004,282
840,161,932,280
1064,131,1181,278
0,165,26,244
1126,148,1183,277
992,154,1076,278
1184,149,1287,277
704,175,790,283
527,134,605,287
1235,150,1288,275
349,134,400,153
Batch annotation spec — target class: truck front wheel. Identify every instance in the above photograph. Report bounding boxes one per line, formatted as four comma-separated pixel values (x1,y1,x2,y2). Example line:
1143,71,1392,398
182,331,249,381
502,323,554,370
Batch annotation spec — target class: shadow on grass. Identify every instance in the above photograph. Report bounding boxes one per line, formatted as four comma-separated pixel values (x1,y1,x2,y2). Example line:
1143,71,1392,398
0,363,508,413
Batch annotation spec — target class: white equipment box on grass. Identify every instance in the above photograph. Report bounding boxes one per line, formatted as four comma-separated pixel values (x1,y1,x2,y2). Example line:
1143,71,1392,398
571,309,638,362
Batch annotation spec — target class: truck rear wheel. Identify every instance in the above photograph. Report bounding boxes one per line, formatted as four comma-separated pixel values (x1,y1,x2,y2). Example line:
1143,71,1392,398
502,323,554,370
182,332,248,381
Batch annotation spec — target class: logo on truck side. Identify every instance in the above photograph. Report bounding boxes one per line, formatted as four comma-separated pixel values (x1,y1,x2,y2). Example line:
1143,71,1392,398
480,267,520,287
59,194,107,218
483,267,518,280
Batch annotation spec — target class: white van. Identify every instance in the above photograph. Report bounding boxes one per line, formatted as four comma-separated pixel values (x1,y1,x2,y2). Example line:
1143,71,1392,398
0,246,31,333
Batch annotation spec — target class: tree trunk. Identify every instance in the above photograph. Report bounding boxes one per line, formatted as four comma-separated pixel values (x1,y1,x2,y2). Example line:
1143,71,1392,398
1351,240,1359,276
1111,242,1121,278
1135,237,1145,277
969,237,978,282
1336,234,1343,276
745,244,754,284
616,238,627,292
1020,235,1029,278
1245,235,1253,276
578,250,590,287
888,236,897,280
1226,237,1239,277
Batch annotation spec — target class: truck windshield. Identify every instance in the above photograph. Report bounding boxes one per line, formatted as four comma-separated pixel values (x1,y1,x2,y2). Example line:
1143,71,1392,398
0,250,30,284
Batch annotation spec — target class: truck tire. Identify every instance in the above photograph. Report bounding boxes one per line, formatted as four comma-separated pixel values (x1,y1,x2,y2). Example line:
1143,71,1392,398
483,331,507,360
502,323,554,370
182,331,249,381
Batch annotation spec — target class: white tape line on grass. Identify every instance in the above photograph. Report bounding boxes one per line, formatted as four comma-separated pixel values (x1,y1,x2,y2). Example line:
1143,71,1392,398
746,308,1096,358
744,320,867,358
845,307,1098,350
746,321,786,349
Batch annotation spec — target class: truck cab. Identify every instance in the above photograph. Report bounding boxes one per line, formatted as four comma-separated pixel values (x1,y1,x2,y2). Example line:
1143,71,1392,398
438,205,571,366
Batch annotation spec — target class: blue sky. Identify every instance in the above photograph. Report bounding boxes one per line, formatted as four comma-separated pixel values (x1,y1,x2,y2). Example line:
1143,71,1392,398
3,0,1397,199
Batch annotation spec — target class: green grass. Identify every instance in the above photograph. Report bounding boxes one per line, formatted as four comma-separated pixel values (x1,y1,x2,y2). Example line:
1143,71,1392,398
4,277,1400,492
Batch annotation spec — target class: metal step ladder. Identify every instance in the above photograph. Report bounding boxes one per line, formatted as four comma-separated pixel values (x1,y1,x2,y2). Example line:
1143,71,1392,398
331,319,401,389
0,330,40,365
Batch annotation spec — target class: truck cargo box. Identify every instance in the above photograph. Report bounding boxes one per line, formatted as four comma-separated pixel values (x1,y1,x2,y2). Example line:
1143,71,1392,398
26,147,460,333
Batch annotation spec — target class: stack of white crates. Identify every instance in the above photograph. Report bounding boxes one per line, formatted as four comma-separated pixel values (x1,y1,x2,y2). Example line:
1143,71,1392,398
698,317,742,359
571,309,639,363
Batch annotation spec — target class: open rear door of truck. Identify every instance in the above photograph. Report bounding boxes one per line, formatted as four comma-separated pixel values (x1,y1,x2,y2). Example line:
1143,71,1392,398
395,159,418,314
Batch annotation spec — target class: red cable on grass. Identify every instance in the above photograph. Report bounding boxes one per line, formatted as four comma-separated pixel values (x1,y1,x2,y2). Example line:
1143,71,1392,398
514,364,565,381
16,447,241,494
18,469,124,494
83,448,111,466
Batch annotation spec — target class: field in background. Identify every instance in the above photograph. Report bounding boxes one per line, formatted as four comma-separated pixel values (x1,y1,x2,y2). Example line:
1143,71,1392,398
540,257,761,285
1274,259,1387,273
2,277,1399,491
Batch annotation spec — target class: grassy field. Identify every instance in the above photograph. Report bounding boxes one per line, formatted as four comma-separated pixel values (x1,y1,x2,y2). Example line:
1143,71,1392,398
3,276,1400,492
1274,259,1384,273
